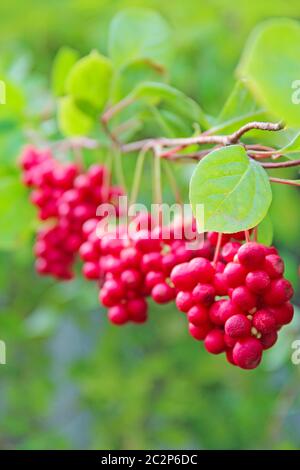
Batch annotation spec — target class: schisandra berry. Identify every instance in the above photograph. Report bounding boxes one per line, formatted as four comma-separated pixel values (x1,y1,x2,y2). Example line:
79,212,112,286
224,314,252,338
232,338,263,369
192,283,215,307
231,286,257,312
263,278,294,306
187,305,209,326
237,242,266,270
245,270,271,294
252,309,277,334
175,291,194,313
204,329,225,354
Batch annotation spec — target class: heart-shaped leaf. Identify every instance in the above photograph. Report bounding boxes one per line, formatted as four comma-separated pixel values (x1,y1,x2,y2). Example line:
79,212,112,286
238,19,300,126
189,145,272,233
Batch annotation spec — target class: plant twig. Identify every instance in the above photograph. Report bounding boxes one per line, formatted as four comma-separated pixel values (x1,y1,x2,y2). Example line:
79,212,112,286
261,159,300,169
269,177,300,187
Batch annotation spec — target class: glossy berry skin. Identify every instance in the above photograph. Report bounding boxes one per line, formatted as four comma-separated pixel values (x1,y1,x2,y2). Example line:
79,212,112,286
231,286,257,312
237,242,266,270
176,291,194,313
188,257,215,283
263,278,294,306
204,329,225,354
232,338,263,369
170,263,196,290
260,331,278,350
127,298,148,323
187,305,209,326
252,309,276,334
264,255,284,279
221,242,241,263
108,305,129,325
189,322,212,341
151,282,176,304
192,283,215,307
225,314,252,338
245,270,270,294
224,262,247,288
269,302,294,326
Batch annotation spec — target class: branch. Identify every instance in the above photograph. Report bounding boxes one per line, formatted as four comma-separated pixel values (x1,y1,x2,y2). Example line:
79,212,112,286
261,159,300,169
121,121,284,153
270,177,300,187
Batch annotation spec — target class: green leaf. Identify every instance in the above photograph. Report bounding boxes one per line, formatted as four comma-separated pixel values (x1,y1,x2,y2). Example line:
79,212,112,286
278,132,300,157
130,81,209,130
108,8,172,69
214,80,265,134
66,50,113,111
111,59,165,102
257,214,273,246
58,96,94,136
0,173,35,250
51,46,79,96
189,145,272,233
238,18,300,127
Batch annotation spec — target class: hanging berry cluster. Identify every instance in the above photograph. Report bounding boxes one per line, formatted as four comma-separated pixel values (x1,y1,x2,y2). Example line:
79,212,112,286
20,146,295,370
20,146,122,280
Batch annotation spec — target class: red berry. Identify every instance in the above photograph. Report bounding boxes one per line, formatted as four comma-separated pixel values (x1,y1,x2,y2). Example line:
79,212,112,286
237,242,266,270
151,282,176,304
188,322,212,341
231,286,257,311
82,261,99,280
102,279,124,301
253,309,276,334
269,302,294,326
246,270,270,293
192,283,215,307
226,349,236,365
224,314,252,338
221,242,241,263
213,272,228,296
224,262,247,288
264,254,284,279
232,338,263,369
120,247,141,268
108,305,129,325
175,291,194,313
127,298,148,323
120,269,142,289
170,263,196,290
187,305,209,326
204,329,225,354
188,257,215,283
260,331,278,350
141,252,162,273
263,278,294,306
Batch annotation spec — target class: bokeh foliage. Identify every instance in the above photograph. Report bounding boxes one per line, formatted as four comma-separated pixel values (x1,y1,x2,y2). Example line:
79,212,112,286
0,0,300,450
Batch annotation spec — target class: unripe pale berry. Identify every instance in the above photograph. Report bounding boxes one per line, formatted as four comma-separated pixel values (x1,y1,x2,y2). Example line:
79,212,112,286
204,329,225,354
245,270,270,293
232,338,263,369
237,242,266,270
225,314,252,338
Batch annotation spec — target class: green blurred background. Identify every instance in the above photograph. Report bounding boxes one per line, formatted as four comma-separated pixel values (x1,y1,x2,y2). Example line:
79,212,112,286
0,0,300,450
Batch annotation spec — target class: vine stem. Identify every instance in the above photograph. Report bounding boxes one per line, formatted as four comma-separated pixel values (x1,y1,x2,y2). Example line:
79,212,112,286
153,148,163,205
213,233,223,266
244,230,251,243
113,145,127,193
260,158,300,169
129,146,148,207
163,161,183,204
121,121,284,154
269,177,300,187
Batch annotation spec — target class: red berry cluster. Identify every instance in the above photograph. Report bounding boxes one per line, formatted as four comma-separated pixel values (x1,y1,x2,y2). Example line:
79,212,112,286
20,146,122,280
84,215,214,325
171,241,294,369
